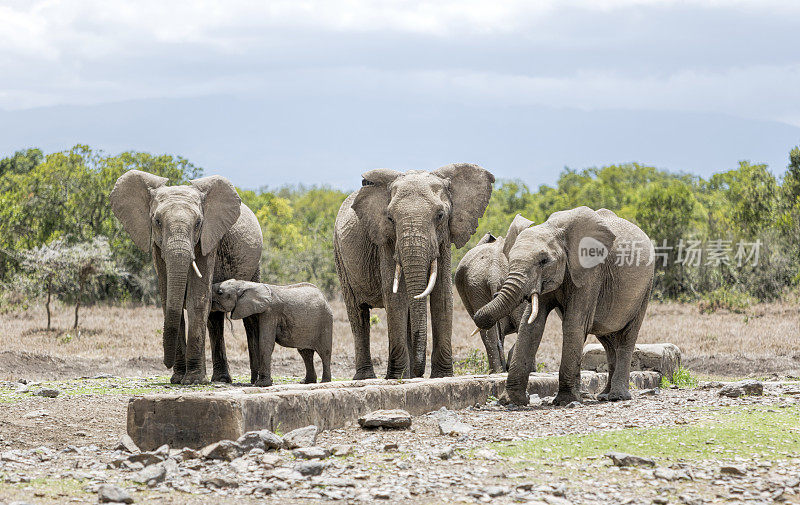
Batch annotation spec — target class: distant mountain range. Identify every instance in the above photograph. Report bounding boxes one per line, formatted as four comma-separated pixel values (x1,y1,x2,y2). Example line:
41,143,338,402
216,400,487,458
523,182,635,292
1,95,798,191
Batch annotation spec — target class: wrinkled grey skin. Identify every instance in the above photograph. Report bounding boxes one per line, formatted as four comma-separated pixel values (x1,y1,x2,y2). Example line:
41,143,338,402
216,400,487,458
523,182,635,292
334,164,494,379
474,207,654,406
455,214,533,372
110,170,263,385
212,280,332,386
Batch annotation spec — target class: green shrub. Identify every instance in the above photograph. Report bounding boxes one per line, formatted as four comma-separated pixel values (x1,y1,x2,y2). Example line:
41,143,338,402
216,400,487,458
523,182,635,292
455,349,489,375
660,366,699,388
698,287,753,314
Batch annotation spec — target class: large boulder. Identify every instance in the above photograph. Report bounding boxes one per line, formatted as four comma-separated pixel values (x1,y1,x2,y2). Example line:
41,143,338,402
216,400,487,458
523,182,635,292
582,343,681,380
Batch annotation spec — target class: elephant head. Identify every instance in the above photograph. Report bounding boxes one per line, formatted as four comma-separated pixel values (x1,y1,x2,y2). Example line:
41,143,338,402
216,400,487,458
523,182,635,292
352,163,494,376
212,280,272,320
474,207,615,330
110,170,242,369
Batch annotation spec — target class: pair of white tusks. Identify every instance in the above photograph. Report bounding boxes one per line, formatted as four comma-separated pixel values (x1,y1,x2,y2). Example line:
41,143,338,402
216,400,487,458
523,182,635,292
192,260,202,278
468,292,539,337
392,258,438,300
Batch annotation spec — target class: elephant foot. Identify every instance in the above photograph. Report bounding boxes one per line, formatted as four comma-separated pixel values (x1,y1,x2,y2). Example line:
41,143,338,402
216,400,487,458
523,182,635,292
303,375,317,384
211,371,232,384
553,391,582,406
499,387,529,407
430,365,453,379
169,372,184,384
250,372,258,384
607,389,632,402
181,372,209,385
254,377,273,387
353,368,377,381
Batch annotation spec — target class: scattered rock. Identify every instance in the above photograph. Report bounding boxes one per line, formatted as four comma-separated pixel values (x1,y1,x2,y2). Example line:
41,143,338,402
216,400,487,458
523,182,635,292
202,476,239,488
434,446,454,460
381,442,398,451
283,425,319,449
438,418,473,436
719,380,763,398
565,401,582,409
15,383,29,393
720,464,747,476
34,389,60,398
293,447,331,460
331,444,353,457
22,409,49,419
358,409,412,429
261,453,283,468
127,444,168,466
236,430,283,451
271,468,305,481
640,388,660,396
606,452,656,467
115,434,140,454
200,440,244,461
295,460,326,476
97,484,134,503
528,394,543,406
133,464,166,486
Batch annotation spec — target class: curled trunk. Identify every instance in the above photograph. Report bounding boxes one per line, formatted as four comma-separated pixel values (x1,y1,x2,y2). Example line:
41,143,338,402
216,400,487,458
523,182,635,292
473,271,527,330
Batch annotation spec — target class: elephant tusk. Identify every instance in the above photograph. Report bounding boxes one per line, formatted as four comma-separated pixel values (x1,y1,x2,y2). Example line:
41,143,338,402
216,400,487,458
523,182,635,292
192,260,202,279
392,263,401,294
527,292,539,324
470,326,481,337
413,258,438,300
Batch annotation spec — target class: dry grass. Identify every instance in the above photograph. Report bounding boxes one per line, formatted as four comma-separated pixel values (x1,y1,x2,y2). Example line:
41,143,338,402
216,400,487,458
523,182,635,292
1,291,798,378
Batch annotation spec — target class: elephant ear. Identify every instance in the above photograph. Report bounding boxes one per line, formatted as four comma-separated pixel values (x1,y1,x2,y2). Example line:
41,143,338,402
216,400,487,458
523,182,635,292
433,163,495,248
110,170,168,253
502,214,534,258
190,175,242,256
555,207,616,288
231,283,272,320
476,232,496,246
352,168,402,245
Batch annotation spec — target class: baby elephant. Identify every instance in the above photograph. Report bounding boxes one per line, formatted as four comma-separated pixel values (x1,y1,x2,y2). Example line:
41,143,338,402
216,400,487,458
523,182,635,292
212,280,332,387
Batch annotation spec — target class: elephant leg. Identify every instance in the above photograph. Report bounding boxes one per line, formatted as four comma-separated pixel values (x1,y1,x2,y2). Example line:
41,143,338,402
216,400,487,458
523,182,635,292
182,254,213,385
255,318,276,387
319,348,332,383
346,297,375,380
596,334,617,400
608,302,648,401
299,349,317,384
554,296,596,406
243,314,260,384
208,311,232,383
170,313,187,384
481,325,504,373
384,296,410,380
497,325,507,372
429,246,453,378
404,310,412,379
500,302,548,406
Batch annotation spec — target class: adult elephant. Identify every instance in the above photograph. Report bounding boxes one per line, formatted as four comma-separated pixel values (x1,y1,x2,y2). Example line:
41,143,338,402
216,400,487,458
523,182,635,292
473,207,654,405
455,214,532,373
335,164,494,379
110,170,263,385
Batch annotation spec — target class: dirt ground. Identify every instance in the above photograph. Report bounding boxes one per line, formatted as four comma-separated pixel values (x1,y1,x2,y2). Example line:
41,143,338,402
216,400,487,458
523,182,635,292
1,294,799,504
2,292,799,381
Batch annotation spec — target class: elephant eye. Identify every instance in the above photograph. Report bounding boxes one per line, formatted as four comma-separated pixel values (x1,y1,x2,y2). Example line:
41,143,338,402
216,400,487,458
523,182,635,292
195,219,202,230
539,257,550,266
387,214,394,224
436,210,445,222
154,217,162,227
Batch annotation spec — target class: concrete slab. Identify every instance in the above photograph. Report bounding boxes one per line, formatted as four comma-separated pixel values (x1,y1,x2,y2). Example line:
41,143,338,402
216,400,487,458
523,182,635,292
582,343,682,380
127,371,661,451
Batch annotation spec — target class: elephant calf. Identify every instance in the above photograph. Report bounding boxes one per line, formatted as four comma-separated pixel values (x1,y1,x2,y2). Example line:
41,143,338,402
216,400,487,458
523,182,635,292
212,280,332,386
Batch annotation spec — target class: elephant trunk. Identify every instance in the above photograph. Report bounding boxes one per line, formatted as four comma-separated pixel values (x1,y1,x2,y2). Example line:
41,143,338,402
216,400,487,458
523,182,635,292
398,238,434,378
473,271,528,330
163,239,193,369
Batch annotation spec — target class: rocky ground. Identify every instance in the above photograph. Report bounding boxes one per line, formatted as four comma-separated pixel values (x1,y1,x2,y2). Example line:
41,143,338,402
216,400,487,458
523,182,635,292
1,376,799,504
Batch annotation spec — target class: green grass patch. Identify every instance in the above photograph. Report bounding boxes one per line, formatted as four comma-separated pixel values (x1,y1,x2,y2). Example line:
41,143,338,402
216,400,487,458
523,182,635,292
494,405,800,464
0,477,87,501
455,348,490,375
660,366,699,388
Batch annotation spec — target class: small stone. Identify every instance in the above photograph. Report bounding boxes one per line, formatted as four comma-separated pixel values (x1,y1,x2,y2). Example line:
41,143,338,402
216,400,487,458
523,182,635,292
295,460,326,476
177,447,201,460
381,442,398,451
358,409,412,429
261,453,282,468
720,464,747,476
283,425,319,449
485,486,508,497
719,380,764,398
293,447,331,460
640,388,660,396
202,476,239,488
97,484,134,503
236,430,283,451
528,394,543,406
15,383,29,393
34,389,60,398
565,401,582,409
435,446,455,460
200,440,244,461
271,468,305,481
438,418,473,436
331,444,353,457
606,452,656,467
22,410,49,419
115,434,140,454
133,464,166,486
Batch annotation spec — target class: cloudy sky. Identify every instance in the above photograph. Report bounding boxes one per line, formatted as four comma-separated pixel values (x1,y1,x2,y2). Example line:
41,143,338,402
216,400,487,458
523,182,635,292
1,0,799,189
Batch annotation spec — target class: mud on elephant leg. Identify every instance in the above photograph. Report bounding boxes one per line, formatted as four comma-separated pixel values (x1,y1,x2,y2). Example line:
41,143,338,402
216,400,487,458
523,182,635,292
208,311,232,383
